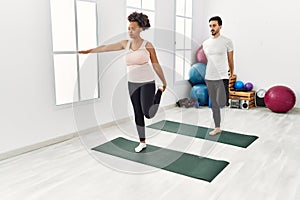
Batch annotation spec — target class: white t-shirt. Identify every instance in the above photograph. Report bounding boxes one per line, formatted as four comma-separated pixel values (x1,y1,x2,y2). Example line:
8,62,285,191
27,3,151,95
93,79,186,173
203,35,233,80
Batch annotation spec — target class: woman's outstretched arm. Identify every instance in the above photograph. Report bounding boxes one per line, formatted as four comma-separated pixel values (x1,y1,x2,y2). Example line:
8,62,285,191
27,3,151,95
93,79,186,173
78,40,128,54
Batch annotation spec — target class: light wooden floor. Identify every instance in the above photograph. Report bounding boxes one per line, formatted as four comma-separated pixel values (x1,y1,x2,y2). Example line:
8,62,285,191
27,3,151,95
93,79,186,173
1,106,300,200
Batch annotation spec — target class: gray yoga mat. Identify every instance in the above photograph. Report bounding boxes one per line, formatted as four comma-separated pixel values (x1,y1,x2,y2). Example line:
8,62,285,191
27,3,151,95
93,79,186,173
92,137,229,182
147,120,258,148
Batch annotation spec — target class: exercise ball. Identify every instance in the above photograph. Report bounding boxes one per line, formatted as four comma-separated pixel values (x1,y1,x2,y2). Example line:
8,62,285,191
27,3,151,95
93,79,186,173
189,63,206,85
244,82,253,91
196,45,207,64
264,85,296,113
190,84,209,106
208,97,212,108
234,81,244,90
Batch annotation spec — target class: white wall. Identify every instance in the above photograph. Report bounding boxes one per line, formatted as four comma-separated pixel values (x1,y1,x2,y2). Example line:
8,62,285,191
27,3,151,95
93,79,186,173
0,0,128,157
1,0,299,158
194,0,300,107
0,0,179,157
0,0,75,155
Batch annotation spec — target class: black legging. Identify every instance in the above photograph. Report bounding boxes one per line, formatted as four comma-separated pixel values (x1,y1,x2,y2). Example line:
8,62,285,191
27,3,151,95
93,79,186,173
128,81,162,141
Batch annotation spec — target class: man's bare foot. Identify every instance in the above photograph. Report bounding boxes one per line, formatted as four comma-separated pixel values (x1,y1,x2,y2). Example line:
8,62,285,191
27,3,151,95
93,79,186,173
209,127,221,136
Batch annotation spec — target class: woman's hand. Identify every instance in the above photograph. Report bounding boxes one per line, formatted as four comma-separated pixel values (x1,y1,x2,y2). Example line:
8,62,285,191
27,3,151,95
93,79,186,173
162,84,167,92
158,84,167,92
78,49,92,54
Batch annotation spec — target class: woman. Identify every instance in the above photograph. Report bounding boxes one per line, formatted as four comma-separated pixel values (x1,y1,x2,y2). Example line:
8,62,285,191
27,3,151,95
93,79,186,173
79,12,167,152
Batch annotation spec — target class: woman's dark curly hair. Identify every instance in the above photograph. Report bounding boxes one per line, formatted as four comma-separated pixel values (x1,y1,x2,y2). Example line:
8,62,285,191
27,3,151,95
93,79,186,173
128,12,151,31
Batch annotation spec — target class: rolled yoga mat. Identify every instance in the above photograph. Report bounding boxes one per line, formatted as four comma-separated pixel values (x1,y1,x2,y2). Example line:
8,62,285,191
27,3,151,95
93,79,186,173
147,120,258,148
92,137,229,182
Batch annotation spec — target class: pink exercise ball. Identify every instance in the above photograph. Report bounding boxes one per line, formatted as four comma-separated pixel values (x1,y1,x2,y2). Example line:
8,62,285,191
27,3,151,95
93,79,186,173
264,85,296,113
196,45,207,64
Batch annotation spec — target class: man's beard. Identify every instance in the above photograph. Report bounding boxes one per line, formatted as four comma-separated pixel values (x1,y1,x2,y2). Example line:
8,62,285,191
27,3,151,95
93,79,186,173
211,30,218,36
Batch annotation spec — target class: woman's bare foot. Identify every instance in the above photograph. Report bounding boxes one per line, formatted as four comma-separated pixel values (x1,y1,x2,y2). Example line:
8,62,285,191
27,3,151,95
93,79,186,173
209,127,221,136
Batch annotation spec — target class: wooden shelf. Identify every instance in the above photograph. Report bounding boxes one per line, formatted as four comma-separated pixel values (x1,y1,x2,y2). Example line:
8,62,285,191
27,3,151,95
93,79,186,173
228,74,255,109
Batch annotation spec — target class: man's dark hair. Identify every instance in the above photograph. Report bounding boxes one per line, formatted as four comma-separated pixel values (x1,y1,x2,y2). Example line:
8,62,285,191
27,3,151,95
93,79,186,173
209,16,222,26
128,12,151,30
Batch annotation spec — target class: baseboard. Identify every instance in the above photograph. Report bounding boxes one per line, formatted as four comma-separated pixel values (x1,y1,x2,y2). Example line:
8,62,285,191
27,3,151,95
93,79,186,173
0,133,74,161
161,103,177,110
0,103,176,161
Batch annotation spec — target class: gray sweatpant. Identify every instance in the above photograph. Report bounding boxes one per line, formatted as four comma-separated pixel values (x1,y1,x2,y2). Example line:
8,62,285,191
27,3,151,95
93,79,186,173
206,79,228,128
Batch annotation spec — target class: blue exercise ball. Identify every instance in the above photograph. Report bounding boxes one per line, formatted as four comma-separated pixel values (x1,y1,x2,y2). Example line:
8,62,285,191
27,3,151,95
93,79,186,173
234,81,244,90
190,84,209,106
189,63,206,85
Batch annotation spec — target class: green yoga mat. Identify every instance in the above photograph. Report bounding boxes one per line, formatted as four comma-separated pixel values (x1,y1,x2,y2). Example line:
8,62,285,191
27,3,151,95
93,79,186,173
92,137,229,182
147,120,258,148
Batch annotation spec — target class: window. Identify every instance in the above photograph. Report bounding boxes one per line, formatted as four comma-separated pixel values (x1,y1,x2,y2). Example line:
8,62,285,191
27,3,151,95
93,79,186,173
50,0,99,105
175,0,192,81
126,0,155,28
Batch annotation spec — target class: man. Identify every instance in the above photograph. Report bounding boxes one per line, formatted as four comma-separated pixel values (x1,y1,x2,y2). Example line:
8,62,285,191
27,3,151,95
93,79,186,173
203,16,234,136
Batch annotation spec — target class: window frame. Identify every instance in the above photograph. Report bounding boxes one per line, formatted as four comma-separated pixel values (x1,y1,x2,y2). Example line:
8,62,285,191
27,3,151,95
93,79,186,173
174,0,193,83
50,0,100,106
126,0,156,28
